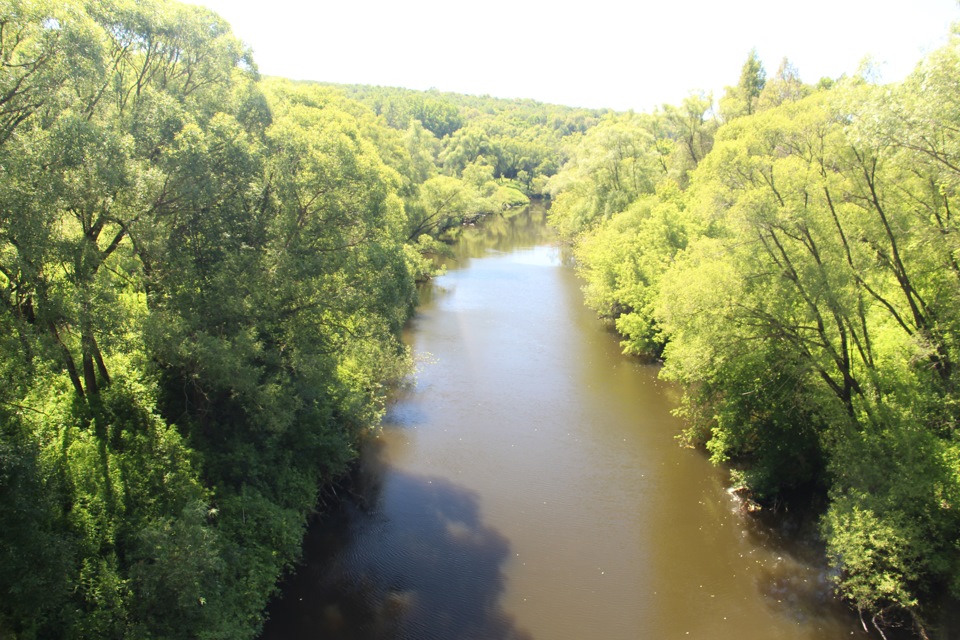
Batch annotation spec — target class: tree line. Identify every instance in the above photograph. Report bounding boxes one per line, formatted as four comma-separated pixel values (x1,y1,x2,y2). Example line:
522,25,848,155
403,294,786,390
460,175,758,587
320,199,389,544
0,1,591,637
549,47,960,637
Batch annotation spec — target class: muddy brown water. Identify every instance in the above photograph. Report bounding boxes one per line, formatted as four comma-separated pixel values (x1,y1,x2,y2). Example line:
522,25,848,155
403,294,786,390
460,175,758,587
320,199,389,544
261,205,875,640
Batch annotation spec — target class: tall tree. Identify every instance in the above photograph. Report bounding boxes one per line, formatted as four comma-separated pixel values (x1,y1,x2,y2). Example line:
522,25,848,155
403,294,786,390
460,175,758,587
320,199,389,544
720,48,766,121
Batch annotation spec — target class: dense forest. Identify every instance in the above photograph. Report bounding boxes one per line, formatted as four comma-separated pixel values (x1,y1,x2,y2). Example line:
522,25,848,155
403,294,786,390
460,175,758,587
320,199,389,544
1,0,959,638
0,1,595,637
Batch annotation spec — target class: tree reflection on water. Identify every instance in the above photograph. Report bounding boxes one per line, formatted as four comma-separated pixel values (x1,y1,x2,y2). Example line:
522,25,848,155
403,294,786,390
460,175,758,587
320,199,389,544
261,436,532,640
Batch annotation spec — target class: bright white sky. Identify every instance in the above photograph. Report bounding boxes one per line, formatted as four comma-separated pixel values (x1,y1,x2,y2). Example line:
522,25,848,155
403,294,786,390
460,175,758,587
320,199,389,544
189,0,959,112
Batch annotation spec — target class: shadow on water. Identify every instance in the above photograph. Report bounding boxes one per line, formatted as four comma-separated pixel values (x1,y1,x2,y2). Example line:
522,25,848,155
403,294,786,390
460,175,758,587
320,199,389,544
734,492,949,639
260,436,532,640
262,207,551,640
737,496,858,631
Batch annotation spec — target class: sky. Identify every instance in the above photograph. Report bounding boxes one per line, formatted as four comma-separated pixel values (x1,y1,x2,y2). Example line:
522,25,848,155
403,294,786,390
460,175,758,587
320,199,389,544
188,0,960,112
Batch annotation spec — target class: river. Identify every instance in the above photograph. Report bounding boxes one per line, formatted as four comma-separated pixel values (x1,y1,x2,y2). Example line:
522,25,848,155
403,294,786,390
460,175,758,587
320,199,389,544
260,205,872,640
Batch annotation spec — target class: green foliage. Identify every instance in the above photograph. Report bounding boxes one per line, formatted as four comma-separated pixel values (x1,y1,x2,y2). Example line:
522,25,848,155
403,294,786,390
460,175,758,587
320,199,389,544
549,34,960,632
3,0,956,636
547,112,669,237
719,49,766,121
756,57,810,111
574,187,692,357
407,175,473,238
659,92,718,182
327,81,603,196
0,417,74,636
0,2,426,637
653,75,960,628
824,504,923,615
824,420,960,625
407,96,464,138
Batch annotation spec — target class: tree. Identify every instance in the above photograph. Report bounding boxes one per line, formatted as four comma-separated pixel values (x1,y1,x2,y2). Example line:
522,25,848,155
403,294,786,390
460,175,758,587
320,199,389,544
719,48,766,121
407,175,471,239
660,91,717,181
575,182,693,358
654,75,960,632
756,57,808,110
547,112,667,236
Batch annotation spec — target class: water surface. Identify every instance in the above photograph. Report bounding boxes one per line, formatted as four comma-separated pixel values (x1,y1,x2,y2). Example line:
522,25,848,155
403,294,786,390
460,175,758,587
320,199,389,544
262,206,868,639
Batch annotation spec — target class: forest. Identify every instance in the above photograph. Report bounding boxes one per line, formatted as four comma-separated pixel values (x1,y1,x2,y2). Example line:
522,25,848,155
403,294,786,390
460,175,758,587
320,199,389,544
0,0,958,638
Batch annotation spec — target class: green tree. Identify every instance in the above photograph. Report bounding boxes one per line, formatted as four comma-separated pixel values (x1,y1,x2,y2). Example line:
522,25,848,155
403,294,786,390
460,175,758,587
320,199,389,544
547,112,667,236
655,73,960,631
756,57,809,110
406,175,472,239
660,91,717,182
575,182,694,358
720,48,766,121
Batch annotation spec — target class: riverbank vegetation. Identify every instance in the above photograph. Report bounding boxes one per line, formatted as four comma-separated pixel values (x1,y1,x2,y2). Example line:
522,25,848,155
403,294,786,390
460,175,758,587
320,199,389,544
549,46,960,637
2,0,957,637
0,1,595,637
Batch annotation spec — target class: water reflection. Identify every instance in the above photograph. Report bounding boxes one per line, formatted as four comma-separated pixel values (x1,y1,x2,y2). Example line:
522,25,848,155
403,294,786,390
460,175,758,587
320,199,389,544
443,206,557,262
261,439,531,640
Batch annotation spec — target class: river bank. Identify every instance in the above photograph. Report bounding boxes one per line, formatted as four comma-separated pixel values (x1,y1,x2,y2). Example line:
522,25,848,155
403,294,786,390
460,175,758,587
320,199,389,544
261,206,876,639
